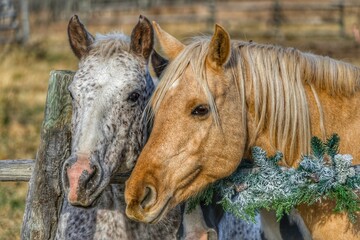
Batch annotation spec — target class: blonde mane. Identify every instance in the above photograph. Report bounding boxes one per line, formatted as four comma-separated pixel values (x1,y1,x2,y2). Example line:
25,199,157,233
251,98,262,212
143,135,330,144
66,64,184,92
149,37,360,162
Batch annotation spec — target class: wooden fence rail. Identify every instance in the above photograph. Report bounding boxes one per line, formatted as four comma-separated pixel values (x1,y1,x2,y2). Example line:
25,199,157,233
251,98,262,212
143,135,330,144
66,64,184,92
0,159,129,183
0,159,34,181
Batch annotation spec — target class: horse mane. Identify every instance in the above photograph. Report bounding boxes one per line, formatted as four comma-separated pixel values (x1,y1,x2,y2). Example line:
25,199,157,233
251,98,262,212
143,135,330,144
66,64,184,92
149,37,360,163
88,33,130,59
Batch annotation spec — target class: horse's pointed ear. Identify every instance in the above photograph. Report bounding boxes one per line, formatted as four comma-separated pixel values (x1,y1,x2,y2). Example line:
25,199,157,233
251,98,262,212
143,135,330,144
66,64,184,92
152,21,184,60
151,50,168,78
130,15,154,61
207,24,231,70
68,15,95,59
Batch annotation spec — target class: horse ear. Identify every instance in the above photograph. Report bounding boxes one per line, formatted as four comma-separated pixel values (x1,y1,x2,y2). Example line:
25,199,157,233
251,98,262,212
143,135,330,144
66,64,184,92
151,50,168,78
152,21,184,60
130,15,154,61
68,15,94,59
207,24,231,70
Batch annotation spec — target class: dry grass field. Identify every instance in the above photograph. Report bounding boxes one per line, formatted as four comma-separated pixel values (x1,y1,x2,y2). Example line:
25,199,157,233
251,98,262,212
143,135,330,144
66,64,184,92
1,8,360,239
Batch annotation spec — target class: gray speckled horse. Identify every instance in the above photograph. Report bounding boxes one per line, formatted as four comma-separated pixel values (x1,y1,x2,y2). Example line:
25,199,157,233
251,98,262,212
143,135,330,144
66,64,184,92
56,15,181,239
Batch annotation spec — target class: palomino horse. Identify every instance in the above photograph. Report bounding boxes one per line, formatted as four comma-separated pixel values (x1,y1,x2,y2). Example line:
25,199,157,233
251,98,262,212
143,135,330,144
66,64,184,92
57,15,262,240
125,22,360,239
56,15,181,239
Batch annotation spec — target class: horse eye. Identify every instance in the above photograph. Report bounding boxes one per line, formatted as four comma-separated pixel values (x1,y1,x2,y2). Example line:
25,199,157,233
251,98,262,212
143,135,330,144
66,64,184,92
128,92,140,103
191,105,209,116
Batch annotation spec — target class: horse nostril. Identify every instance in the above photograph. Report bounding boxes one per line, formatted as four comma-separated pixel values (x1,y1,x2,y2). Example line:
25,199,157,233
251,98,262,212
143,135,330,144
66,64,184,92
89,164,97,176
140,185,157,209
82,163,99,186
62,161,72,189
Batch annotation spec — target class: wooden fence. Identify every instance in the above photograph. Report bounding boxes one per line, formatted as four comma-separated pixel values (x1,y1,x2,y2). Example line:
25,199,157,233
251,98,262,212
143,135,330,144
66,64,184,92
4,0,360,43
79,0,360,38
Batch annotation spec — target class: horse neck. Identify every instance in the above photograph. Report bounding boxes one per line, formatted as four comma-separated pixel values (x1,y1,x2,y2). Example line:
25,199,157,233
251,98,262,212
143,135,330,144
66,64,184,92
57,184,181,239
60,184,126,216
306,85,360,164
56,184,126,239
237,43,360,165
94,184,127,209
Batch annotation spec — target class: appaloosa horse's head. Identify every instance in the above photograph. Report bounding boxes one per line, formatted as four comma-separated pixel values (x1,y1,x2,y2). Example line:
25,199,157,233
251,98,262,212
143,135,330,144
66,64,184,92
62,15,158,207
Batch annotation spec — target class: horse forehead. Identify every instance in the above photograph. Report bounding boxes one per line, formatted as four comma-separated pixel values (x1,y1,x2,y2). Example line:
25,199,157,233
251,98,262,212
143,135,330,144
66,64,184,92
168,68,202,94
88,54,145,81
71,57,146,94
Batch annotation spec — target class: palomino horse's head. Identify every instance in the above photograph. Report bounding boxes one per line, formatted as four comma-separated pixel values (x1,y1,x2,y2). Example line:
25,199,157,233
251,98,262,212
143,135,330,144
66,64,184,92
125,23,247,223
62,15,160,206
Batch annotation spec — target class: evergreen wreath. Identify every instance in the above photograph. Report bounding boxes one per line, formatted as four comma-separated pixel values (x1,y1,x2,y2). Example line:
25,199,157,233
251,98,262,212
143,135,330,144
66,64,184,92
187,134,360,222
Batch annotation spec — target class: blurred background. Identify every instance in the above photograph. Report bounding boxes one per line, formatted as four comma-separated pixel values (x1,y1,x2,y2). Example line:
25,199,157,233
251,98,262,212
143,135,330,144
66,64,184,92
0,0,360,239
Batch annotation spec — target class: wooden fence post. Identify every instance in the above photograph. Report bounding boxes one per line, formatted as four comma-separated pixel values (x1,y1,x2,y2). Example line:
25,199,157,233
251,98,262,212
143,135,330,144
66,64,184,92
21,70,74,240
207,0,216,32
272,0,283,39
19,0,30,44
338,0,345,38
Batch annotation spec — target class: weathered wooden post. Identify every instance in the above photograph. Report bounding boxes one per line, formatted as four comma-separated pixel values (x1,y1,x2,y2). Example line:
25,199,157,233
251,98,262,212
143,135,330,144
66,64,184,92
271,0,284,39
21,70,74,240
207,0,216,32
338,0,345,38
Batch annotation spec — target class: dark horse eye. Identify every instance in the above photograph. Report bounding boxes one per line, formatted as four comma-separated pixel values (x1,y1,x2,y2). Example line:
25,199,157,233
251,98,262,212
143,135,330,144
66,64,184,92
128,92,140,103
191,105,209,116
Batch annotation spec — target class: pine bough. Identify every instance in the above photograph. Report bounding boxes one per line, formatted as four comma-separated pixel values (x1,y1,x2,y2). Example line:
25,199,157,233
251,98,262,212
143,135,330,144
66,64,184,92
188,134,360,223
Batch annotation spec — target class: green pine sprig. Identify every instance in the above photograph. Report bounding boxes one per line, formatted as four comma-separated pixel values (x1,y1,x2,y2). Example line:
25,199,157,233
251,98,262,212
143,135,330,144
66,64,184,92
187,134,360,223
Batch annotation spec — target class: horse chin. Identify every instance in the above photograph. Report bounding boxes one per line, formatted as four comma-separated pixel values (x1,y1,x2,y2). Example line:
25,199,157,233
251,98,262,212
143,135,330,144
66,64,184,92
126,196,173,224
67,196,96,207
125,169,203,223
66,176,110,208
148,196,173,224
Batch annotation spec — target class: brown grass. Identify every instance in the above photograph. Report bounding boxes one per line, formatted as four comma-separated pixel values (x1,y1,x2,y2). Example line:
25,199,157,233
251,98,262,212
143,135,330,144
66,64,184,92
0,183,28,239
0,14,359,239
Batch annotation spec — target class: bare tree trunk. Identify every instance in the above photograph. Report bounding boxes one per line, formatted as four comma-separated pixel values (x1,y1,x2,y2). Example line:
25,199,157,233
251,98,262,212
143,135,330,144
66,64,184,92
21,70,74,240
19,0,30,43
